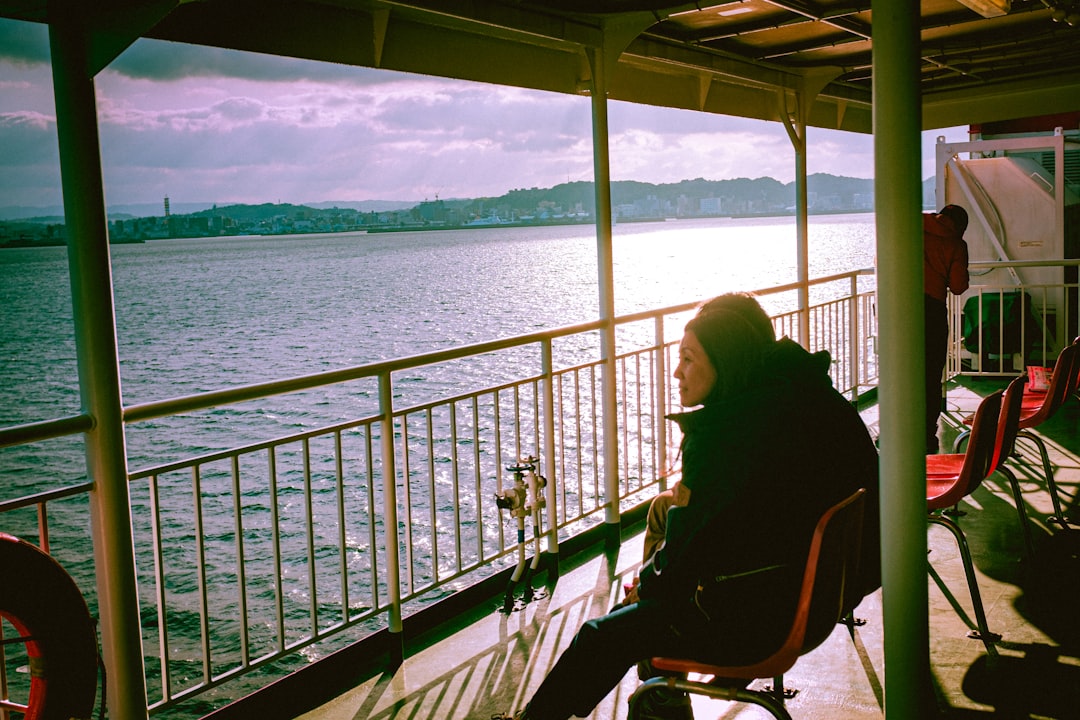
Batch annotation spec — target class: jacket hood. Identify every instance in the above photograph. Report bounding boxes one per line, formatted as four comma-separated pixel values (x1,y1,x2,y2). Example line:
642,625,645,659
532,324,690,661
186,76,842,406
924,211,964,240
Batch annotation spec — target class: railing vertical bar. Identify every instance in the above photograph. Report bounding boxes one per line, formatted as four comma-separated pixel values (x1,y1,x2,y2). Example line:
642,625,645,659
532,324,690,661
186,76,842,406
268,447,286,652
231,455,250,664
619,356,628,496
635,352,644,491
472,396,484,562
850,277,860,400
556,372,566,524
192,464,211,684
831,304,840,389
302,438,318,634
401,414,414,595
1020,287,1029,364
591,363,599,510
654,316,668,488
996,291,1006,373
573,369,583,523
422,409,437,582
513,385,522,462
450,402,462,574
149,473,171,702
35,504,49,553
363,429,379,611
492,395,504,551
532,379,541,462
334,430,348,622
1038,285,1050,362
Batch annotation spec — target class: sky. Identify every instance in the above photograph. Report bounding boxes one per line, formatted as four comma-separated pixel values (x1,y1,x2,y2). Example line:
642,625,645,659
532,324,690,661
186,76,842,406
0,17,967,211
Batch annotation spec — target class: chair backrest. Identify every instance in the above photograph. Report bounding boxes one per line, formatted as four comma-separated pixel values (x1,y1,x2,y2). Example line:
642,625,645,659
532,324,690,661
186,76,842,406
754,488,867,675
990,375,1026,474
1022,342,1080,428
955,390,1003,500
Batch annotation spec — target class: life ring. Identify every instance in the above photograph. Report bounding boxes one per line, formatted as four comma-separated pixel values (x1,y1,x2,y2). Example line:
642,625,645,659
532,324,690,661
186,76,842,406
0,532,99,720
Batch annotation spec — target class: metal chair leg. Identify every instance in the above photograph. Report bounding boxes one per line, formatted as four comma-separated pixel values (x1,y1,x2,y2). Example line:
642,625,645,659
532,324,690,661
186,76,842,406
999,466,1036,559
1017,430,1072,528
928,513,1000,657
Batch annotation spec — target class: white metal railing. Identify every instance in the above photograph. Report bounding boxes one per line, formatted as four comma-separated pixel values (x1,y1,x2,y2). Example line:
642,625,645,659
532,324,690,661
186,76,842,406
0,270,877,716
948,260,1080,378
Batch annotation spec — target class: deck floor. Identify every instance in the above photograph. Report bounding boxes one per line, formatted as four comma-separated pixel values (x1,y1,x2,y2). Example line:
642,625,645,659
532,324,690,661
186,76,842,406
294,379,1080,720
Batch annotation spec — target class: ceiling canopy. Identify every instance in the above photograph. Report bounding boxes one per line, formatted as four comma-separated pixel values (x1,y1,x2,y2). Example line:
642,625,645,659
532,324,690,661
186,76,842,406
3,0,1079,134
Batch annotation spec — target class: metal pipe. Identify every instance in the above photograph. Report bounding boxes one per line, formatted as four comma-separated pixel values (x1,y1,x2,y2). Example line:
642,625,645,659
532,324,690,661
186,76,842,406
872,2,932,717
47,19,148,719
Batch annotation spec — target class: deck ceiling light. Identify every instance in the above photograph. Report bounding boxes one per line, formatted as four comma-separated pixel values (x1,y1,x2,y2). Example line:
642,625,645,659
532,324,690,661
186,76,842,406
668,2,753,18
956,0,1011,17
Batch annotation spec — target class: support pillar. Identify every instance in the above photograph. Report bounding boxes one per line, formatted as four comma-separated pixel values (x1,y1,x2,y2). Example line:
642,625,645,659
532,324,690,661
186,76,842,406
49,20,149,720
587,46,621,536
872,2,932,717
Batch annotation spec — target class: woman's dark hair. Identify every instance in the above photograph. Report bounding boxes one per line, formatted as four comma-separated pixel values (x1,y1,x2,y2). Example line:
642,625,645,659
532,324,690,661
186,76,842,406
684,293,775,402
694,292,775,344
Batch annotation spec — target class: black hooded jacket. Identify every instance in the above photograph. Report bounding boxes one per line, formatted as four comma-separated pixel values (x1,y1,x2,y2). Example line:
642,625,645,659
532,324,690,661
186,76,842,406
636,337,880,661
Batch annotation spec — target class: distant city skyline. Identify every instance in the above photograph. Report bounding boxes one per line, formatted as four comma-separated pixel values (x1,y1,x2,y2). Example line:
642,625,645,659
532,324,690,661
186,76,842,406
0,17,966,211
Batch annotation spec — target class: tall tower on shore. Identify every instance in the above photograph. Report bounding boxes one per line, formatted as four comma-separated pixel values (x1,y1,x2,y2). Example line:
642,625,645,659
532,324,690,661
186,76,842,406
164,196,171,217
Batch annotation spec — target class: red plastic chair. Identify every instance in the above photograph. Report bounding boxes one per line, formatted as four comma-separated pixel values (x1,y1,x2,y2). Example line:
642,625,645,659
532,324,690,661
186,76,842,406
926,389,1002,655
958,340,1079,528
1015,341,1079,527
627,489,867,720
952,375,1034,558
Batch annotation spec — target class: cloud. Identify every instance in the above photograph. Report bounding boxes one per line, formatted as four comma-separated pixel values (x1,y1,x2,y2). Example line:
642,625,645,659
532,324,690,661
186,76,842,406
1,15,951,211
0,19,49,65
0,112,58,170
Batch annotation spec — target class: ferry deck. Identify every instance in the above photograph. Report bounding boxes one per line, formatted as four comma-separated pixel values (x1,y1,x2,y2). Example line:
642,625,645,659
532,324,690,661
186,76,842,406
203,377,1080,720
2,2,1080,719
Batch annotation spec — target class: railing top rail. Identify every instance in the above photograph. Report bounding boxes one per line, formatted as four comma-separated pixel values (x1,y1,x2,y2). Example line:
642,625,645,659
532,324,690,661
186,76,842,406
121,317,603,424
0,413,93,451
969,259,1080,270
0,480,94,513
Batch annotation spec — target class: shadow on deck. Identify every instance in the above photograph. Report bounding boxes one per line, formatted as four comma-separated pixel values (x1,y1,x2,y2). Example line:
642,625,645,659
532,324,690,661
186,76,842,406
217,379,1080,720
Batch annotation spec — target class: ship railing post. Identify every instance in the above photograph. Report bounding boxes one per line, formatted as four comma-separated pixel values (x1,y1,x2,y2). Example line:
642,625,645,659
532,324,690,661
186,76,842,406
378,371,404,666
654,316,669,490
541,339,559,560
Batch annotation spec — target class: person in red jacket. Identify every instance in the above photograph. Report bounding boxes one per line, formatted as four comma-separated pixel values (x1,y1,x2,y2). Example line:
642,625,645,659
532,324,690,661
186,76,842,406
924,204,970,453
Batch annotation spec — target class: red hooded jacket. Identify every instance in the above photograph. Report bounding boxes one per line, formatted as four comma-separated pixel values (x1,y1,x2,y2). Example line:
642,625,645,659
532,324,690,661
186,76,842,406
924,212,969,302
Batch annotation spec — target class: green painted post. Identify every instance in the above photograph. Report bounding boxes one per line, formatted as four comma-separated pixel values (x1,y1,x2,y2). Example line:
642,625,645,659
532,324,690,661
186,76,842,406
872,2,933,718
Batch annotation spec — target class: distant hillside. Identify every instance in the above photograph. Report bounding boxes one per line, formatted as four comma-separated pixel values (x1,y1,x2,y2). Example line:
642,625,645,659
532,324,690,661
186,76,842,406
0,198,419,222
3,174,939,225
